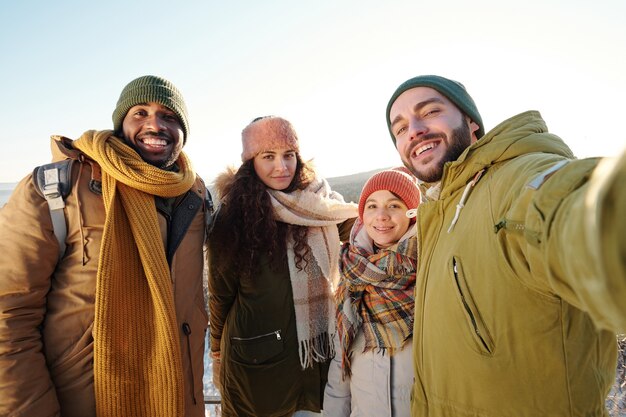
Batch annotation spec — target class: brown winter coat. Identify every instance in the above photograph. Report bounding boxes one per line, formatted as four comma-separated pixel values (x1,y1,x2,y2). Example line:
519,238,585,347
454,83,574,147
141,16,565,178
0,136,209,417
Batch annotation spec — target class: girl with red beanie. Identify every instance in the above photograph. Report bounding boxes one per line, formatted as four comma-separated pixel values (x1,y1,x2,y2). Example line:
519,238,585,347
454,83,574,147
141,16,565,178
323,168,420,417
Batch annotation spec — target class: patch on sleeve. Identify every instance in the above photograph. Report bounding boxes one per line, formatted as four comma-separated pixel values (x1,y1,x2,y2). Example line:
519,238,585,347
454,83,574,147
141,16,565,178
526,160,570,190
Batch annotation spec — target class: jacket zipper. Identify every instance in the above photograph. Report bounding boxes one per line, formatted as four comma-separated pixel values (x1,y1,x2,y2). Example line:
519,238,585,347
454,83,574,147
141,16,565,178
453,260,491,352
232,330,282,341
182,322,197,405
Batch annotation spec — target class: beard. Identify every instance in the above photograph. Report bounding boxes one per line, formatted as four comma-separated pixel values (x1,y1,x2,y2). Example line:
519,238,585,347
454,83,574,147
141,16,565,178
403,120,472,183
123,131,181,169
150,148,181,170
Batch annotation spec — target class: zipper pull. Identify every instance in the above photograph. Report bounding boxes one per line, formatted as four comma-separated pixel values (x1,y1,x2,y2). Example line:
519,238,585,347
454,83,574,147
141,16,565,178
275,330,282,340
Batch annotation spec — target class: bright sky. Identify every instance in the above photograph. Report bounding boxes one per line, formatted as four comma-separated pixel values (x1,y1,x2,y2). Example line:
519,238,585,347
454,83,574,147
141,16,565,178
1,0,625,184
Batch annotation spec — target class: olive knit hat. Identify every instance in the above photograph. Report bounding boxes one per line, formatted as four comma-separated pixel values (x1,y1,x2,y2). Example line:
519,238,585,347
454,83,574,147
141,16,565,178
241,116,300,161
358,168,421,221
112,75,190,142
385,75,484,145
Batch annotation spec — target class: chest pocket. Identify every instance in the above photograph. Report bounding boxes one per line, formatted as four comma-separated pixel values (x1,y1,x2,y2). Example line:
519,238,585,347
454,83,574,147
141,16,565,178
450,257,494,356
230,330,284,365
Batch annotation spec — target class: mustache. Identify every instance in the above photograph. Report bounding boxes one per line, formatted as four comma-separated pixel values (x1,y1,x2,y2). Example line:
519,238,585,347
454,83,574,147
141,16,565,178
407,132,447,155
138,131,172,141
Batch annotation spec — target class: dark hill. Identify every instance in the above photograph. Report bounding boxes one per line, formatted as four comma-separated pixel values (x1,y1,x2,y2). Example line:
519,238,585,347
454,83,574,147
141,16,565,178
326,167,390,204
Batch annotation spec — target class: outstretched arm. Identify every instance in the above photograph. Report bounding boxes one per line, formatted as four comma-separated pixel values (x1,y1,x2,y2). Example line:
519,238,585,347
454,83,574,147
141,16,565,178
528,149,626,333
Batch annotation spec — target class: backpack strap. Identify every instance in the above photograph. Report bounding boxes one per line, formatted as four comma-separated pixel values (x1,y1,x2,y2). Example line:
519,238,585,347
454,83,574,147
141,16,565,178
33,159,75,260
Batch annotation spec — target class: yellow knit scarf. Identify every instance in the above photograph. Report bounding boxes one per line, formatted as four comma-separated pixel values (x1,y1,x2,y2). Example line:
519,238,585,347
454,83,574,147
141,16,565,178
73,130,196,417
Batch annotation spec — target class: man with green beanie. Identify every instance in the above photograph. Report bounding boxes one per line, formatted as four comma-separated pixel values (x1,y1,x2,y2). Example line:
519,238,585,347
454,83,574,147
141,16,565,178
385,74,626,416
0,75,212,417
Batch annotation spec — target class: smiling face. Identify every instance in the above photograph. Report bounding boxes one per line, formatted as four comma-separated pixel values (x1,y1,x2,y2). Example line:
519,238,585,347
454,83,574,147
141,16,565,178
389,87,480,183
253,148,298,190
362,189,411,249
121,102,184,168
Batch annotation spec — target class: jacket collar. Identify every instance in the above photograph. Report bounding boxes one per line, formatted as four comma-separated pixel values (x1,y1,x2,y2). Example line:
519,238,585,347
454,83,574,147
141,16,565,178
424,110,575,200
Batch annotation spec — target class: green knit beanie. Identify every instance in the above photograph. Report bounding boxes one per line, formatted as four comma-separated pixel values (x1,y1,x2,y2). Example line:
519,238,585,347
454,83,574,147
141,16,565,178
112,75,190,143
385,75,484,145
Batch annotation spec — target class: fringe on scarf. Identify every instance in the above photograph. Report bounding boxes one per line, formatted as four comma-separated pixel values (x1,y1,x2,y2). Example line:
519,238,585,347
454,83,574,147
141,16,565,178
299,331,336,369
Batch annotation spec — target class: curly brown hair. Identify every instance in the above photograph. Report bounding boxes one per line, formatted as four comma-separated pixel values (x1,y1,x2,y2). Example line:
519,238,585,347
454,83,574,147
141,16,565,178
209,153,316,281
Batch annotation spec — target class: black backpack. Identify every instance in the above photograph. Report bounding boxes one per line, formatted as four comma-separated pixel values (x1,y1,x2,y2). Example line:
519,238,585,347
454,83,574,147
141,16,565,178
33,159,75,260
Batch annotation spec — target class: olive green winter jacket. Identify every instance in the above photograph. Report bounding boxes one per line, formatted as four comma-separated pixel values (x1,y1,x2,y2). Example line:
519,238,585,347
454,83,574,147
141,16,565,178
411,111,626,417
207,173,355,417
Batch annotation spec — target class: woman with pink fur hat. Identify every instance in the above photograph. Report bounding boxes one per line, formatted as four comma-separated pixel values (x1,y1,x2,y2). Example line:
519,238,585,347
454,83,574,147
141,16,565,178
207,116,358,416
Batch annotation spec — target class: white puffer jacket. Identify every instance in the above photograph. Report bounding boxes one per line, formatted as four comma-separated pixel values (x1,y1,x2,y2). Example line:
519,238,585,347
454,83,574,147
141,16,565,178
323,332,413,417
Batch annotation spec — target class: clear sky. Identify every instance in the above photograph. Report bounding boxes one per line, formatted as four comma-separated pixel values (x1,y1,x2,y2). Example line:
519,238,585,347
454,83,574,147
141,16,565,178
1,0,624,184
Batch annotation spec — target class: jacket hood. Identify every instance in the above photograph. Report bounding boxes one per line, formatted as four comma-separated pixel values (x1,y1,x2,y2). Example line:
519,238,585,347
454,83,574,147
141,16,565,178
437,111,575,199
50,134,81,162
50,130,118,164
212,165,237,202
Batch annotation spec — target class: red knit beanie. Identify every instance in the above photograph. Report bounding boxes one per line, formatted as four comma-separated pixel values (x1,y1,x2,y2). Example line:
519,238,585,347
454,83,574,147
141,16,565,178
358,168,421,221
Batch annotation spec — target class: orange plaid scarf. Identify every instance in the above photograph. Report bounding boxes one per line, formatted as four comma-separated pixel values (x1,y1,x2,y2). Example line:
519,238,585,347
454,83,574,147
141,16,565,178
335,219,417,378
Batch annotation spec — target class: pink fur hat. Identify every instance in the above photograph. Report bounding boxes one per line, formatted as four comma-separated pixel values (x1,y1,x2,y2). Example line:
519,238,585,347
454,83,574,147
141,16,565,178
241,116,300,161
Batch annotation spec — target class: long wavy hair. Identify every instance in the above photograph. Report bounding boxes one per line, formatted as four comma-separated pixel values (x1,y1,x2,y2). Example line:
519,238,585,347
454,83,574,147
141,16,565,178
209,153,316,281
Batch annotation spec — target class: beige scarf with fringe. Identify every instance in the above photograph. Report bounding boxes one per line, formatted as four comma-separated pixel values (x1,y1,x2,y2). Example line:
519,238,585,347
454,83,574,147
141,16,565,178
73,130,195,417
268,177,358,368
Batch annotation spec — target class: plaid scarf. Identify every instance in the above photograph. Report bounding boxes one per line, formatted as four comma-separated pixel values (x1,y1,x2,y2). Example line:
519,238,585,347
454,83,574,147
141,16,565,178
268,177,357,368
335,218,417,378
73,130,196,417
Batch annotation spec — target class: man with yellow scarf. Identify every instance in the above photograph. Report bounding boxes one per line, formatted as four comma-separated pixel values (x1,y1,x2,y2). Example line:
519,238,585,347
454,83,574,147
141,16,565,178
0,75,211,417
